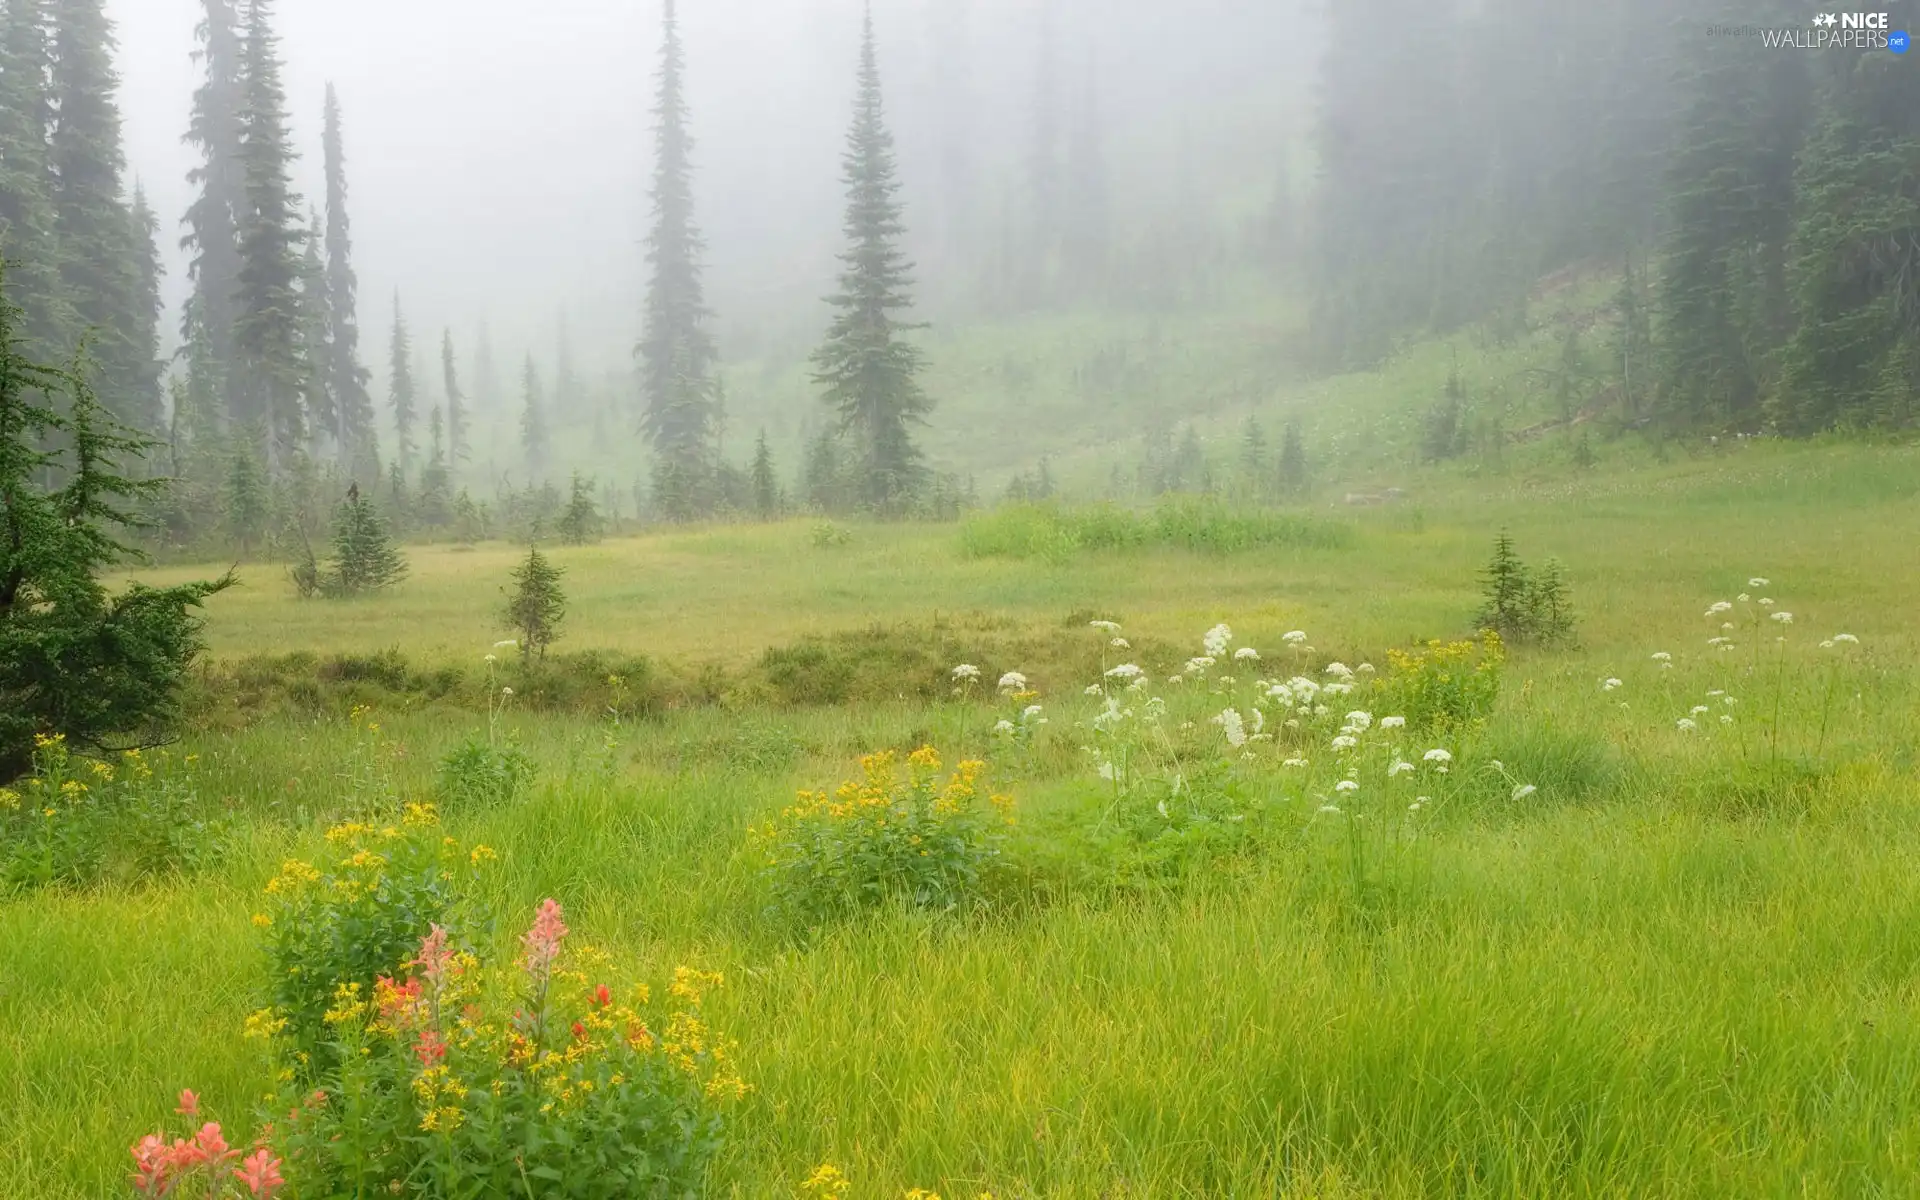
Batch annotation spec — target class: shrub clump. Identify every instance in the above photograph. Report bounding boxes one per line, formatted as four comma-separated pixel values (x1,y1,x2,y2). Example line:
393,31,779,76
1379,632,1505,733
1474,530,1575,646
436,734,537,810
755,747,1013,925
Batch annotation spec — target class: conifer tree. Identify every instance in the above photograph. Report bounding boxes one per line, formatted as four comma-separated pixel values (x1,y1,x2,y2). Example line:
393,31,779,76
223,434,267,555
321,481,406,596
503,544,565,664
321,84,375,480
416,404,451,528
556,470,602,545
181,0,245,430
1,263,234,780
0,0,72,359
386,294,415,474
638,0,719,521
441,329,468,465
48,0,148,427
750,428,778,520
1240,415,1266,493
519,355,548,478
295,208,333,445
231,0,306,463
813,7,932,517
1277,417,1307,499
127,186,163,424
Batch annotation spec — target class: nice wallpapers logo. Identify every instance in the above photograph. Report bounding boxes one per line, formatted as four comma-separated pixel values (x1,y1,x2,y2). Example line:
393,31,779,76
1756,12,1910,51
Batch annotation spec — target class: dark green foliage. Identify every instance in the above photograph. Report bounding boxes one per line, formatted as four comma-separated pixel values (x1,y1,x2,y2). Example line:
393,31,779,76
1474,531,1576,647
0,267,234,781
555,471,602,545
637,0,719,520
436,734,535,811
223,433,268,555
415,405,451,529
48,0,150,429
812,10,931,517
181,0,245,428
503,544,565,663
231,0,307,460
323,84,377,481
314,483,406,598
0,0,72,359
1422,366,1469,464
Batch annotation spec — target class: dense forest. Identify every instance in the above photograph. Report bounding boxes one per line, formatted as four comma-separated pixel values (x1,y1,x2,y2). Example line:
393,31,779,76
0,0,1914,546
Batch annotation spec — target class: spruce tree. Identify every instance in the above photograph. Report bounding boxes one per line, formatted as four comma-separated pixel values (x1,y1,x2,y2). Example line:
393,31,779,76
223,433,267,555
812,7,932,517
556,470,602,545
750,428,778,520
386,293,415,474
637,0,718,521
48,0,147,427
231,0,306,463
321,83,376,481
321,482,405,596
181,0,245,431
519,355,548,478
416,404,451,528
441,328,468,465
0,0,72,359
503,544,565,664
1277,417,1307,499
296,207,333,444
1,263,234,779
126,185,164,429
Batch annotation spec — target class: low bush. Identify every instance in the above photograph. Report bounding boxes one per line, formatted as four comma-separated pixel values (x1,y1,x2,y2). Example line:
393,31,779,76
755,747,1014,925
1378,633,1505,733
436,734,538,810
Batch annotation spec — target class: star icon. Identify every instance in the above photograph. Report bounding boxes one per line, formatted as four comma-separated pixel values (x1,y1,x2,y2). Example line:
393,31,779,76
1814,13,1838,26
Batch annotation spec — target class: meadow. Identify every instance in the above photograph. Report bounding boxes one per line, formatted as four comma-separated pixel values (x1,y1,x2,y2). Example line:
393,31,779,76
6,439,1920,1197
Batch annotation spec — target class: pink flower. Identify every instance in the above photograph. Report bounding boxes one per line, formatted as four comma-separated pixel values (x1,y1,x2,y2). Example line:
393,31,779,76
174,1089,200,1117
594,984,611,1008
414,1028,448,1067
233,1148,286,1199
191,1122,236,1166
411,924,455,989
129,1134,173,1195
520,898,568,974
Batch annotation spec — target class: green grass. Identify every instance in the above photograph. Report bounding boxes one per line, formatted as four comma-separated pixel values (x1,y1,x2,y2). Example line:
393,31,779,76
10,438,1920,1196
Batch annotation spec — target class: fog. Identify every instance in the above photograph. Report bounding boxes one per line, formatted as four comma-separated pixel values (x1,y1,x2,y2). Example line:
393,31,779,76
111,0,1301,386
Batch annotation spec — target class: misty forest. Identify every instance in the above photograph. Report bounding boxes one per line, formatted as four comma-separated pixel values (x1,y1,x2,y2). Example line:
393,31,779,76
4,0,1920,1195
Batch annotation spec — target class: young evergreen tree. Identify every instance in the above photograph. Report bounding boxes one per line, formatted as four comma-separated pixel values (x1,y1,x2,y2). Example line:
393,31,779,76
813,7,932,517
518,354,548,479
415,404,451,529
48,0,149,428
441,328,468,465
1,264,233,779
231,0,306,463
503,543,565,664
555,470,602,545
0,0,72,360
126,184,164,426
750,428,778,520
321,83,376,481
1277,417,1307,499
386,293,415,474
637,0,719,521
320,481,406,596
222,432,268,556
181,0,245,429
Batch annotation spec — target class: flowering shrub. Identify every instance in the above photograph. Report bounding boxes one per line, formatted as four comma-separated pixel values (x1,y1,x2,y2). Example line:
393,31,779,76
258,803,488,1068
0,735,225,895
755,748,1014,924
1378,632,1504,732
128,1089,283,1198
262,901,740,1198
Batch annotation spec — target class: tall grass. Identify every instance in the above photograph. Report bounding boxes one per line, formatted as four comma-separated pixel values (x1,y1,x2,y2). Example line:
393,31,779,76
960,497,1353,563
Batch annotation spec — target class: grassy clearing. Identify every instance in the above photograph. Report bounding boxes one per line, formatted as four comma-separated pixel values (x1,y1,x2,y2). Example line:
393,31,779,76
9,439,1920,1196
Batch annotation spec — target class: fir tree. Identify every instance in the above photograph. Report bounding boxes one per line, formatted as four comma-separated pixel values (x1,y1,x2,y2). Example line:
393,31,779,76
321,83,376,481
519,355,548,478
1,263,233,779
1277,417,1307,499
1475,531,1533,641
812,7,932,517
181,0,245,431
637,0,719,520
502,543,565,664
555,470,602,545
231,0,306,463
386,294,415,474
296,207,333,444
321,481,406,596
48,0,147,427
126,185,164,429
750,428,778,520
441,328,468,465
0,0,72,359
223,433,268,555
415,404,451,528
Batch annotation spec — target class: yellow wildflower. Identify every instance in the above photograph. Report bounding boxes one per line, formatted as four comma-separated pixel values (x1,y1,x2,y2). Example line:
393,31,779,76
469,844,498,866
801,1164,852,1200
251,913,273,928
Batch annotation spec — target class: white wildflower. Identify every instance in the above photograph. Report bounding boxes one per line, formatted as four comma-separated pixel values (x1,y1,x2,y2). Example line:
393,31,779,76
1185,656,1216,675
1331,735,1359,751
1511,784,1537,801
1157,799,1170,820
1705,601,1732,617
1833,633,1859,645
1283,630,1308,645
1104,664,1143,682
1343,710,1373,732
1022,706,1044,722
1676,718,1697,732
1720,715,1734,725
1388,761,1415,777
1098,760,1117,782
1770,611,1792,625
1090,620,1122,633
484,654,498,664
1748,577,1769,588
1602,678,1624,691
1357,662,1376,675
1422,748,1452,765
1234,646,1260,662
501,686,514,697
1248,707,1265,736
1283,757,1309,769
998,671,1029,692
1737,593,1751,603
1214,708,1248,749
1318,805,1342,815
493,640,519,649
1691,705,1710,716
952,664,982,681
1651,651,1672,662
1084,683,1103,696
1324,662,1354,680
1707,690,1725,697
1335,780,1360,793
1111,637,1131,649
1203,623,1233,657
1380,715,1406,729
992,720,1016,736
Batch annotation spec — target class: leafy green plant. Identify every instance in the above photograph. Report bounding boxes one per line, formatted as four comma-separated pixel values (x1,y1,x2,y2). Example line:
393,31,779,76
809,521,853,549
1380,633,1505,733
436,734,536,810
754,747,1013,926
